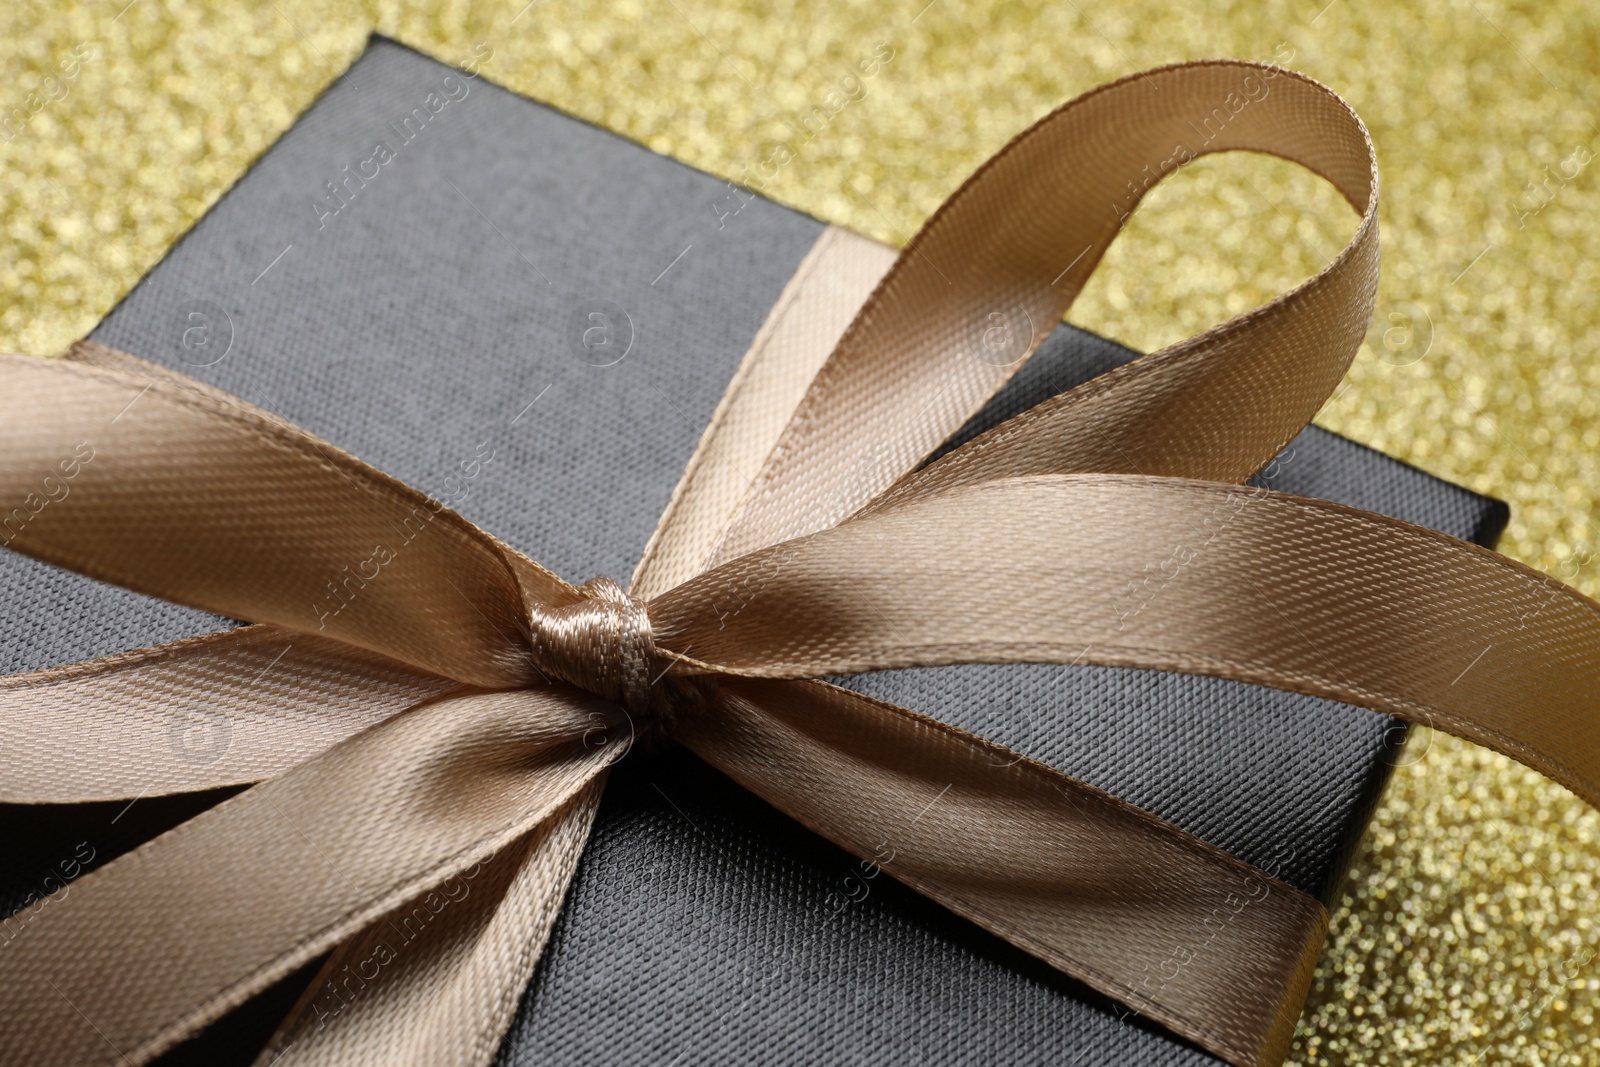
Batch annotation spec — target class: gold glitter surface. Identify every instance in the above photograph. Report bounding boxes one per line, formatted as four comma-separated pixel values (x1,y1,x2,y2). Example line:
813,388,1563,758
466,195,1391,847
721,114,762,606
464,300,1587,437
2,0,1598,1061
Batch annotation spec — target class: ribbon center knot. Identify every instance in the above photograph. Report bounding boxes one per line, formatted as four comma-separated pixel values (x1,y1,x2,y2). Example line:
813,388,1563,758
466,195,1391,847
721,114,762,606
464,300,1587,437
529,577,675,729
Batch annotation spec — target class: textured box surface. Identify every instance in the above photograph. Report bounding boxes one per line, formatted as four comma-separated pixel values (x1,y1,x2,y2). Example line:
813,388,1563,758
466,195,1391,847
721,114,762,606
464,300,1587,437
0,38,1508,1066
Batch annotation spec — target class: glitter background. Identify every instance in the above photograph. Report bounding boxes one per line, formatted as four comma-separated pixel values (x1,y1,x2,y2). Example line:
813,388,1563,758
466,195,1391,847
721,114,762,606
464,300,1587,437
2,0,1597,1062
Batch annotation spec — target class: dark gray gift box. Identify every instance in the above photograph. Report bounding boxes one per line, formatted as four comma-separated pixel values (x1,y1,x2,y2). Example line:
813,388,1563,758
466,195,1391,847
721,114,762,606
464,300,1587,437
0,37,1507,1066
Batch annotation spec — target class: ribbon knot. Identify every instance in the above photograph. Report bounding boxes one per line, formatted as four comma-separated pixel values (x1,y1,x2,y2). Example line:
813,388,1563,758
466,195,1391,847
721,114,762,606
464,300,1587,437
527,576,674,727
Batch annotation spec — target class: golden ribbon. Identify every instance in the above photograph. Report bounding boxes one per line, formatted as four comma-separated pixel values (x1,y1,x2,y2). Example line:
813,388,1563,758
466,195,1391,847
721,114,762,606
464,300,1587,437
1,60,1597,1067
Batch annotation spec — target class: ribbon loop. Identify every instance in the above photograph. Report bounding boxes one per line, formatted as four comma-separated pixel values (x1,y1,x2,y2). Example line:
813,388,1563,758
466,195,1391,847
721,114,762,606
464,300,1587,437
707,62,1379,566
0,685,622,1067
0,352,542,689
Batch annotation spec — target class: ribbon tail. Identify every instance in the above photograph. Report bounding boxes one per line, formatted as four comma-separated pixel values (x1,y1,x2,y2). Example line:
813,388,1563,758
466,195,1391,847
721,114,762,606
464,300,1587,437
677,677,1326,1067
251,777,605,1067
652,473,1600,809
0,685,624,1067
0,625,454,802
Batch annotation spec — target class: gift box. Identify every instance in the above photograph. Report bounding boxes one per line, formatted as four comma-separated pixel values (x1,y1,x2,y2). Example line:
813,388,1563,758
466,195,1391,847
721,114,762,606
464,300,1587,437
0,38,1511,1066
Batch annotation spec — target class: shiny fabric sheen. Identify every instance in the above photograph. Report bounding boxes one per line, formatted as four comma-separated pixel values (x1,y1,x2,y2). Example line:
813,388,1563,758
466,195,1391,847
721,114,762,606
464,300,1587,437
0,59,1595,1067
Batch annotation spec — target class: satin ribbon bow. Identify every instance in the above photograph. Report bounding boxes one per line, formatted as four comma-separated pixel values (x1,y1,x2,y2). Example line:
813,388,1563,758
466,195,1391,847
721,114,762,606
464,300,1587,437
3,60,1599,1067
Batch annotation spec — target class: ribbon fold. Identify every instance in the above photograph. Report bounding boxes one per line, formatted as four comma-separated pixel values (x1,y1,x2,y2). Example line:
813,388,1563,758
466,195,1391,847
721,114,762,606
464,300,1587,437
1,60,1597,1067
